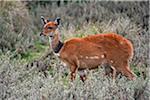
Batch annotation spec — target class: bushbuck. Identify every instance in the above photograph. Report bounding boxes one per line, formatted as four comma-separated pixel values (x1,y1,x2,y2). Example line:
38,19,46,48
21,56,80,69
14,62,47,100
40,16,136,82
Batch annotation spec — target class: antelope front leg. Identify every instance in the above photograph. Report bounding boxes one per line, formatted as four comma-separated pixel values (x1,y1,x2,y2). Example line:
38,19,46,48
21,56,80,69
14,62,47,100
110,66,116,83
70,65,77,81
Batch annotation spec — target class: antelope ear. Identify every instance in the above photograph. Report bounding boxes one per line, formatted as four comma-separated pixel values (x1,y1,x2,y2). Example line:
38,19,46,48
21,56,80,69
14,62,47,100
55,17,61,25
41,16,47,24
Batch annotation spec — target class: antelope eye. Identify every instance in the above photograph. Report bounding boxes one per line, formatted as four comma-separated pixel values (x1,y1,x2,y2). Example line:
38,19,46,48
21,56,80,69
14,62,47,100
48,27,53,29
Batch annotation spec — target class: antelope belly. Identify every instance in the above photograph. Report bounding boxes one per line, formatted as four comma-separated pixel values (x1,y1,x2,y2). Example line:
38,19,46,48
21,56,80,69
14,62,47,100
78,59,102,70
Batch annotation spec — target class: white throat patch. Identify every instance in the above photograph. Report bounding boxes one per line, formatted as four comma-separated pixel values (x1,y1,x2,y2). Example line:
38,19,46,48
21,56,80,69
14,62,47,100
48,36,52,43
54,53,60,57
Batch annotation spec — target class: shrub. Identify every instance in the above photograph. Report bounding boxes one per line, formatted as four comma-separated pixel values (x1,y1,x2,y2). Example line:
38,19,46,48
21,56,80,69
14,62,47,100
0,53,149,100
0,1,34,53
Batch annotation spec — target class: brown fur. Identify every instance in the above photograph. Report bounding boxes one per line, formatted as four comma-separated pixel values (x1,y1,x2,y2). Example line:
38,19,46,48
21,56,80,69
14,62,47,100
41,17,136,82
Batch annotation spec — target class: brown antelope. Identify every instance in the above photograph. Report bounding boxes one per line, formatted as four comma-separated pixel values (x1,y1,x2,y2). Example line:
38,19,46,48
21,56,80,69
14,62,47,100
40,16,136,82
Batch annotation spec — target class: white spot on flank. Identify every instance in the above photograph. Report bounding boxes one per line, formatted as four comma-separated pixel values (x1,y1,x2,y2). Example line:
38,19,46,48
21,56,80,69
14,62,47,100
120,41,123,44
80,55,83,58
101,55,105,58
90,56,99,59
89,57,94,59
111,60,114,63
85,56,89,59
94,56,99,59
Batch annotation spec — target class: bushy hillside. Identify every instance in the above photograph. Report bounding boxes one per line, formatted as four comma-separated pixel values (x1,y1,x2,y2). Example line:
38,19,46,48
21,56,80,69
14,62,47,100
0,1,35,53
0,1,149,100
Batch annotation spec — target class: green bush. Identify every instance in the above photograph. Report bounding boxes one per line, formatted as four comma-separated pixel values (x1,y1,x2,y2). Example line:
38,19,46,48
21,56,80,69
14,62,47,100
0,53,149,100
0,1,149,100
26,1,149,66
0,1,34,52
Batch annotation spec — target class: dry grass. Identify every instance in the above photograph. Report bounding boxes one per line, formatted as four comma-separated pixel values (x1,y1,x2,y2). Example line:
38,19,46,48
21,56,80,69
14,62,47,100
0,1,34,53
0,52,149,100
0,1,149,100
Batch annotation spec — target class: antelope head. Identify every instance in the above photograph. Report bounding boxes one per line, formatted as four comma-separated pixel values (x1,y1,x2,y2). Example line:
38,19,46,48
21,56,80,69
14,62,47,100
40,16,63,54
40,16,61,37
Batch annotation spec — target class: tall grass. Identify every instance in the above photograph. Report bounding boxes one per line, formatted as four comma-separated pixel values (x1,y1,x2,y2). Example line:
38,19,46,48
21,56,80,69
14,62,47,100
0,53,149,100
0,1,34,53
0,1,149,100
27,1,149,65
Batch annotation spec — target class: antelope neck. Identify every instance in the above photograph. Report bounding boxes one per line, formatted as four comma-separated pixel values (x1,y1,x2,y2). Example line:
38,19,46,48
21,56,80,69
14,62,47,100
53,40,63,53
50,33,64,53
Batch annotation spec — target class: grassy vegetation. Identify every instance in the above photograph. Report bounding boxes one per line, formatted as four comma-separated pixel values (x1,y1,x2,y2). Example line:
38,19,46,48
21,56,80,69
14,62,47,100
20,41,49,62
0,1,149,100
